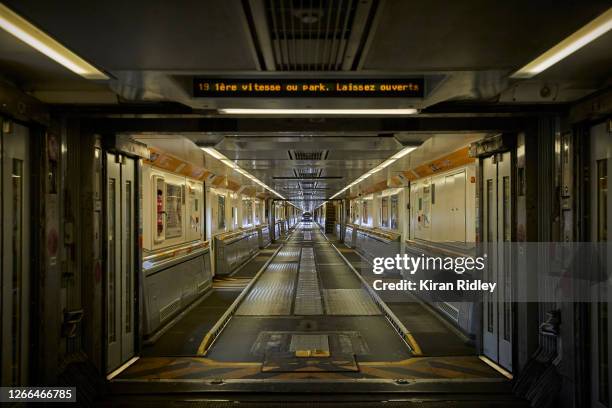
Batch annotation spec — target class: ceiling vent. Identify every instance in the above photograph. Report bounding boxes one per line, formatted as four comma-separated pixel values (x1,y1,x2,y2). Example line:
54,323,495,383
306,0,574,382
291,150,326,160
295,168,322,178
245,0,378,71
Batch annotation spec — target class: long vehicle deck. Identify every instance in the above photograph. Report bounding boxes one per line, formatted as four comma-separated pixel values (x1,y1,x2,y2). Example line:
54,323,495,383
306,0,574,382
112,223,510,394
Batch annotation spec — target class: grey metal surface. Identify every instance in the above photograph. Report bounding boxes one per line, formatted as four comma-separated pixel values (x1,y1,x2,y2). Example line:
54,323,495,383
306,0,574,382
294,247,323,315
323,289,381,316
207,315,410,362
214,228,260,276
289,334,330,352
142,249,212,337
274,246,301,261
250,330,368,357
235,262,297,316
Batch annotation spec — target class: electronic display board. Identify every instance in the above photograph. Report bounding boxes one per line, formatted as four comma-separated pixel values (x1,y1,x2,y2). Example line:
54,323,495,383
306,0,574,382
193,78,424,98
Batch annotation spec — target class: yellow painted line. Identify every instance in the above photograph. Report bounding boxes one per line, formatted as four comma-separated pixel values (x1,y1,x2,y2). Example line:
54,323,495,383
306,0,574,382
196,333,213,356
405,333,423,356
479,355,513,379
359,358,422,366
193,358,260,367
294,350,331,358
106,356,140,380
196,245,284,356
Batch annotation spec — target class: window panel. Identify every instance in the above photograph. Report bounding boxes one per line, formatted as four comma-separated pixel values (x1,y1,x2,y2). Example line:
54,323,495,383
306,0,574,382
218,195,226,230
165,183,183,238
390,195,399,230
381,197,389,228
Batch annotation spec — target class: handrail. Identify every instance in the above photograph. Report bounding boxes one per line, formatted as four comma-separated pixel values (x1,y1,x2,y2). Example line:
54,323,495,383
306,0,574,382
355,226,400,242
215,226,259,243
142,242,210,276
143,240,209,263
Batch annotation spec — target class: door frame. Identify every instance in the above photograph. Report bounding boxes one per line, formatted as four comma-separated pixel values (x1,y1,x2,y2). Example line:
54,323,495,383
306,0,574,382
0,117,32,386
588,121,612,407
477,137,517,373
102,137,146,374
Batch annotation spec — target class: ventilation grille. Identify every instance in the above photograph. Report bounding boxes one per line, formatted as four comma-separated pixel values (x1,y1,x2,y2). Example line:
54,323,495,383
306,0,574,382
197,280,210,293
296,168,320,179
159,297,181,322
255,0,375,71
436,302,460,323
292,150,325,160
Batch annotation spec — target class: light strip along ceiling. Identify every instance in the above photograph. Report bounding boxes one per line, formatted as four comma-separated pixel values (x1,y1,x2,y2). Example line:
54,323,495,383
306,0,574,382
218,108,419,115
329,146,416,199
201,147,299,207
0,3,108,80
511,7,612,79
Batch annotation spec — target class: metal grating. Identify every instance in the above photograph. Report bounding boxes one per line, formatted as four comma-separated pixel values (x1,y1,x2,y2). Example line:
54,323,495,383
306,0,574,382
236,262,298,315
323,289,381,316
294,247,323,315
295,167,321,178
436,301,460,322
256,0,379,71
159,297,181,322
289,334,329,352
293,150,324,161
197,280,210,293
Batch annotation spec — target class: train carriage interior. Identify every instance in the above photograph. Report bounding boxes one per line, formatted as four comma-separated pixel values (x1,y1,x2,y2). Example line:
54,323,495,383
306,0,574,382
0,1,612,407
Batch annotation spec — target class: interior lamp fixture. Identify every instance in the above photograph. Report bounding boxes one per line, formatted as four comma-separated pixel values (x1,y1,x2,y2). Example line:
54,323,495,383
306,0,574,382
0,4,108,80
201,147,285,199
329,146,416,199
218,108,418,115
511,7,612,78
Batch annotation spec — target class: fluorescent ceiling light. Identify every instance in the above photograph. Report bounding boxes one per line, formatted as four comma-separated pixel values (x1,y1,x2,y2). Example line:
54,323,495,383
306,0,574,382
201,147,224,160
218,108,418,115
392,146,417,159
201,147,284,199
328,145,418,199
0,4,108,80
511,7,612,78
379,158,396,169
221,159,238,168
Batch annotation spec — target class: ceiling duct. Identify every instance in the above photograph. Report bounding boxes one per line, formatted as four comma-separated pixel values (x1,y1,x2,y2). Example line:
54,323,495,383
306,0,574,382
291,150,326,160
246,0,377,71
295,168,321,178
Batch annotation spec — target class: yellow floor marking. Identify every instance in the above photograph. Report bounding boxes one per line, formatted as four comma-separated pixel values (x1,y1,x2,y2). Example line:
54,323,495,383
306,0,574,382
106,356,140,380
359,366,421,379
405,333,423,356
358,357,422,366
479,355,513,379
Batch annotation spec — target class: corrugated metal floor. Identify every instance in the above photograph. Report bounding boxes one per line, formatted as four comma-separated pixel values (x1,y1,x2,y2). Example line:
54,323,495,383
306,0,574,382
235,262,298,316
294,247,324,315
204,223,411,363
117,223,514,402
